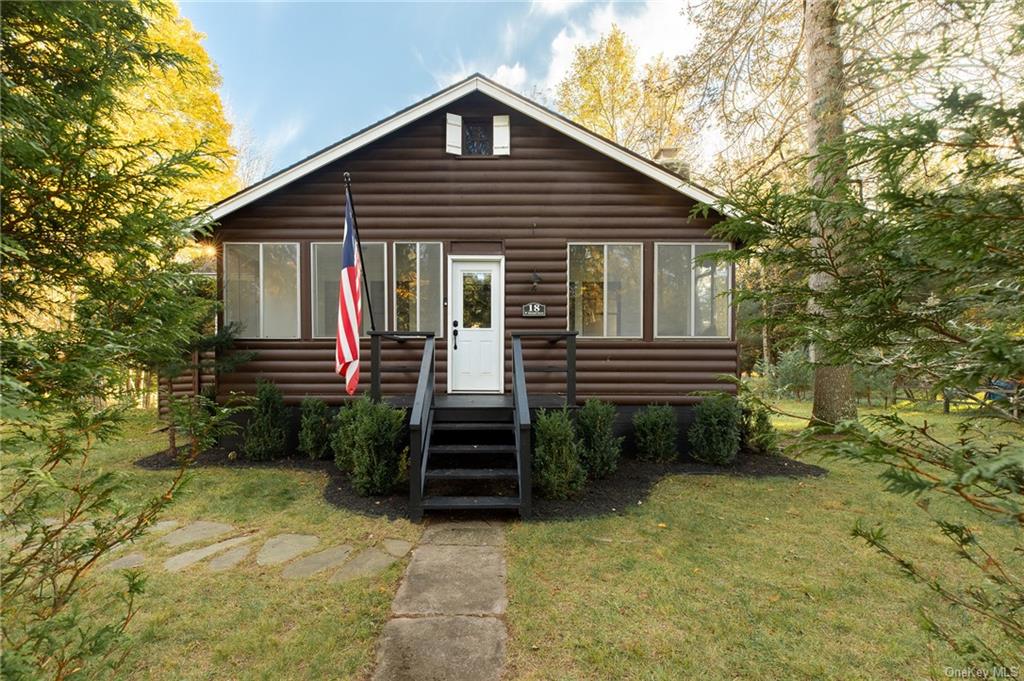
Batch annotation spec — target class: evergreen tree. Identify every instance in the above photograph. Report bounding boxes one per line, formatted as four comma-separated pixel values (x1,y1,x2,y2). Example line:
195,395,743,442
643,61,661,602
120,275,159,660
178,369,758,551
1,2,234,676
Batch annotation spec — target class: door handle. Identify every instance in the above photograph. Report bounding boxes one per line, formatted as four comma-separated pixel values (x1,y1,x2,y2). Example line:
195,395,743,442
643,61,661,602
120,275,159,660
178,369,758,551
452,320,458,350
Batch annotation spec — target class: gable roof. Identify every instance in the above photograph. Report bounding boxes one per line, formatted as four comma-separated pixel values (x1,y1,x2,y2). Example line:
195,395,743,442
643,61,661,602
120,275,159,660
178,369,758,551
207,73,720,221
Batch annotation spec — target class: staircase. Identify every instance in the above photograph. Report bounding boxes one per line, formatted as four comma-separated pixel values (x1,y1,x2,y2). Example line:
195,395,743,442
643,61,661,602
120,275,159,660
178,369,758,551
418,400,523,515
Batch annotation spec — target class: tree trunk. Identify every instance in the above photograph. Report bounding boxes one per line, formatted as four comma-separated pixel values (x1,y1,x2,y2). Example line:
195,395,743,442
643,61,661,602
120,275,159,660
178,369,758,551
804,0,856,424
162,375,177,456
759,263,772,366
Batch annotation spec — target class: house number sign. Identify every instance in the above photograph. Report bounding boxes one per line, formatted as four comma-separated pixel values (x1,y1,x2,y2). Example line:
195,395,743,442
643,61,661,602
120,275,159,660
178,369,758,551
522,302,546,318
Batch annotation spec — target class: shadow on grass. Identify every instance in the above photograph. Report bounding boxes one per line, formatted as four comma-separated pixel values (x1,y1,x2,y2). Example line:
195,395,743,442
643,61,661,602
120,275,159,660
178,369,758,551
135,447,825,522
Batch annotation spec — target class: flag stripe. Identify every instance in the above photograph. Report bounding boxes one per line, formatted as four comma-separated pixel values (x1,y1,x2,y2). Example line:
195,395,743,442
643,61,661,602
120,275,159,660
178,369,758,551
335,187,363,395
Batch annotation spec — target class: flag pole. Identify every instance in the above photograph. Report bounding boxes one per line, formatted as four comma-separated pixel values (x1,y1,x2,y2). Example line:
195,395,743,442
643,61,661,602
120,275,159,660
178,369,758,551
344,172,376,332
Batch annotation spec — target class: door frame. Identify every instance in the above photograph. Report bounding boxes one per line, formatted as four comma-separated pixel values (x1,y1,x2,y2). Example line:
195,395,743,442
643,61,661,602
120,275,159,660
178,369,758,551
446,254,505,394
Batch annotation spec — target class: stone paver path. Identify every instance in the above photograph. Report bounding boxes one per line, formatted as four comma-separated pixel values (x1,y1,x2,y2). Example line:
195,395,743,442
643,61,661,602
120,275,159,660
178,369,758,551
208,545,251,572
163,534,254,573
256,533,319,566
161,521,233,548
373,520,508,681
331,547,397,583
103,552,145,571
282,544,353,579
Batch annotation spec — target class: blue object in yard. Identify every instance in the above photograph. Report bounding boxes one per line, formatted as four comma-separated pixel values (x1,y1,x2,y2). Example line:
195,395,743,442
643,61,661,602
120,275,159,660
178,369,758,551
985,378,1019,401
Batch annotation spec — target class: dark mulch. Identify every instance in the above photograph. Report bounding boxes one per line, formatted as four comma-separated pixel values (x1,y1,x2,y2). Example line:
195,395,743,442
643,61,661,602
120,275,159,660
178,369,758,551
134,447,824,522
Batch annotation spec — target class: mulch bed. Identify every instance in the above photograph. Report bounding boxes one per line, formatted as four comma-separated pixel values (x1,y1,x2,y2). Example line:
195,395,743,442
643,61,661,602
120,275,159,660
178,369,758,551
135,447,825,522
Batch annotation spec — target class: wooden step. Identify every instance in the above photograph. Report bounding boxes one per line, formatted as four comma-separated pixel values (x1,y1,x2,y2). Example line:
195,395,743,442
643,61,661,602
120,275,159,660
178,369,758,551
431,421,514,431
425,468,519,481
428,444,516,455
421,495,520,510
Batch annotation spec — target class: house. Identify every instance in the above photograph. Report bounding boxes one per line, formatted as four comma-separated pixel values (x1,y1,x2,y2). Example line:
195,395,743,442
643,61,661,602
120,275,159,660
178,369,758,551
173,74,737,518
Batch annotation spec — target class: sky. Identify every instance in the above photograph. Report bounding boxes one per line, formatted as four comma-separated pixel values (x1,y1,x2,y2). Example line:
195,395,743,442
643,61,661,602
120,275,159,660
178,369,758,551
178,0,699,175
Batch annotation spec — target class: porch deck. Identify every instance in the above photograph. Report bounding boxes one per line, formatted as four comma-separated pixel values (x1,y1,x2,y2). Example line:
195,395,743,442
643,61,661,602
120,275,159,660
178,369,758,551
389,393,570,410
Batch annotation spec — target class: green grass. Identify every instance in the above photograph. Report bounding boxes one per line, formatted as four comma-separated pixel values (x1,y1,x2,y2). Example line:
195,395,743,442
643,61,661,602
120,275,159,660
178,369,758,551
504,401,1021,680
83,412,419,680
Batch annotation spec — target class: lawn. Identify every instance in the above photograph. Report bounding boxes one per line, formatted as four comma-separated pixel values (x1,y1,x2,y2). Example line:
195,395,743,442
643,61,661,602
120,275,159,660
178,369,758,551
84,413,420,681
67,402,1019,679
503,400,1021,680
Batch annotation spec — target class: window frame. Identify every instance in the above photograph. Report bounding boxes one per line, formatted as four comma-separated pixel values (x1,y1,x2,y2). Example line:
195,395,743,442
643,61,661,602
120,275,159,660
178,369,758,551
309,241,387,340
392,241,445,338
565,242,644,339
653,241,733,340
222,241,301,340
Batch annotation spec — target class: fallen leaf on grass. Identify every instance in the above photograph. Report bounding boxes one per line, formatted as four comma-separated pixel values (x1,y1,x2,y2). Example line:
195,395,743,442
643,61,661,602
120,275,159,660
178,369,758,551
656,523,668,529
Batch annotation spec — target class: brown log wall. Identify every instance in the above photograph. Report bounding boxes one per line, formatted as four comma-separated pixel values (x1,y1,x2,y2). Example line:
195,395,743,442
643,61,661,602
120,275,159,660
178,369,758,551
211,92,738,406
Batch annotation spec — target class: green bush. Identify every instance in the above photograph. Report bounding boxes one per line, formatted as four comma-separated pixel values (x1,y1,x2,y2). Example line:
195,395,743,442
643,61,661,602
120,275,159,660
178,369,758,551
242,380,288,460
739,394,778,455
342,397,408,496
298,397,333,460
632,404,678,462
533,408,586,499
688,393,742,465
576,399,623,478
331,400,359,474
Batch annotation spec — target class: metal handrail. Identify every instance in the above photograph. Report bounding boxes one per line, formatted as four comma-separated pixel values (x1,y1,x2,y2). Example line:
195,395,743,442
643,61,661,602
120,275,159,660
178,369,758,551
510,331,577,405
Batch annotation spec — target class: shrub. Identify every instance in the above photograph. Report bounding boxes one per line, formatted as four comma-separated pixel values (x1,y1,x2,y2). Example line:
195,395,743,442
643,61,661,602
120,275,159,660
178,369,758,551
632,404,678,462
298,397,333,460
576,399,623,478
688,393,742,465
242,380,289,460
739,394,778,455
533,408,586,499
331,400,360,474
346,397,408,496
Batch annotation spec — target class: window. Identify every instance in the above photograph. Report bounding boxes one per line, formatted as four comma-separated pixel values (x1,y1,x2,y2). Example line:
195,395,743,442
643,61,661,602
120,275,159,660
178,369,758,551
394,242,443,335
567,243,642,337
311,242,386,338
223,242,299,339
444,114,510,156
655,243,732,338
462,119,493,155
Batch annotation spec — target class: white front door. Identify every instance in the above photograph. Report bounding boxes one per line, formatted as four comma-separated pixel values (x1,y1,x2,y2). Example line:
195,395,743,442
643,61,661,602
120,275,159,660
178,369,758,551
449,257,504,393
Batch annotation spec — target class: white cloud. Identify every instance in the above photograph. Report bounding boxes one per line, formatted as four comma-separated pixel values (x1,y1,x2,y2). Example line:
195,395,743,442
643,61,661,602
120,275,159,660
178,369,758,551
541,1,697,93
264,115,306,157
530,0,582,15
491,63,528,92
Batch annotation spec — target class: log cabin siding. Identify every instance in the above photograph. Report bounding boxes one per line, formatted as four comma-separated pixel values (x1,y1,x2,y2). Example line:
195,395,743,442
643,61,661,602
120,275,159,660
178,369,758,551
211,91,737,406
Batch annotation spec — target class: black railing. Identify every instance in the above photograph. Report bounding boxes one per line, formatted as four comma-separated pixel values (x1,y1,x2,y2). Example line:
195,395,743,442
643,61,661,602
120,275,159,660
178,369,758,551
368,331,435,521
511,331,577,405
511,336,532,518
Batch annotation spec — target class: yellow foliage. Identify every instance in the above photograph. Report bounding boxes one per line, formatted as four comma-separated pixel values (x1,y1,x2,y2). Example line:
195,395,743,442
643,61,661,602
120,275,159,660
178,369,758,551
555,25,689,161
117,3,240,207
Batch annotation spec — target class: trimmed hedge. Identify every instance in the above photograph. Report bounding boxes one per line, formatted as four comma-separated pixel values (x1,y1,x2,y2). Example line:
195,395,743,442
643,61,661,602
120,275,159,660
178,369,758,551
576,399,623,479
242,380,288,461
632,404,678,462
533,408,586,499
688,393,741,465
298,397,333,460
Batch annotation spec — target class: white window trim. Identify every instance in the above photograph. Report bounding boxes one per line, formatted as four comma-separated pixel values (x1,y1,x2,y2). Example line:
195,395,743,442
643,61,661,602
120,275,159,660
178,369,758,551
392,241,445,338
566,242,644,339
222,242,300,340
309,241,387,339
653,242,733,340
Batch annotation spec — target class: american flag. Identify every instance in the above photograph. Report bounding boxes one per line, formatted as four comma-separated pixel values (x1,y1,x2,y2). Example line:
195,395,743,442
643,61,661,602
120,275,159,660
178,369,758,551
335,187,362,394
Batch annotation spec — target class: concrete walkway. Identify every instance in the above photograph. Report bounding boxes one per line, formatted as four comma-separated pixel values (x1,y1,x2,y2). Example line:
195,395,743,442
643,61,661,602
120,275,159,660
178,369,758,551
372,520,508,681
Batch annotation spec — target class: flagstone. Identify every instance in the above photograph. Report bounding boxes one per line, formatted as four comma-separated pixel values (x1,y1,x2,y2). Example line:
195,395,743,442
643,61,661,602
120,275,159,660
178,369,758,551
256,533,320,566
146,519,180,535
330,547,396,583
208,545,251,572
282,544,353,579
104,552,145,571
382,539,413,557
161,521,233,548
163,535,253,573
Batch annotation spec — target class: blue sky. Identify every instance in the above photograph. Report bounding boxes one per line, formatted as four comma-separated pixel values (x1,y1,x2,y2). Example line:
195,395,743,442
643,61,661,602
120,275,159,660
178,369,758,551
178,1,696,175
